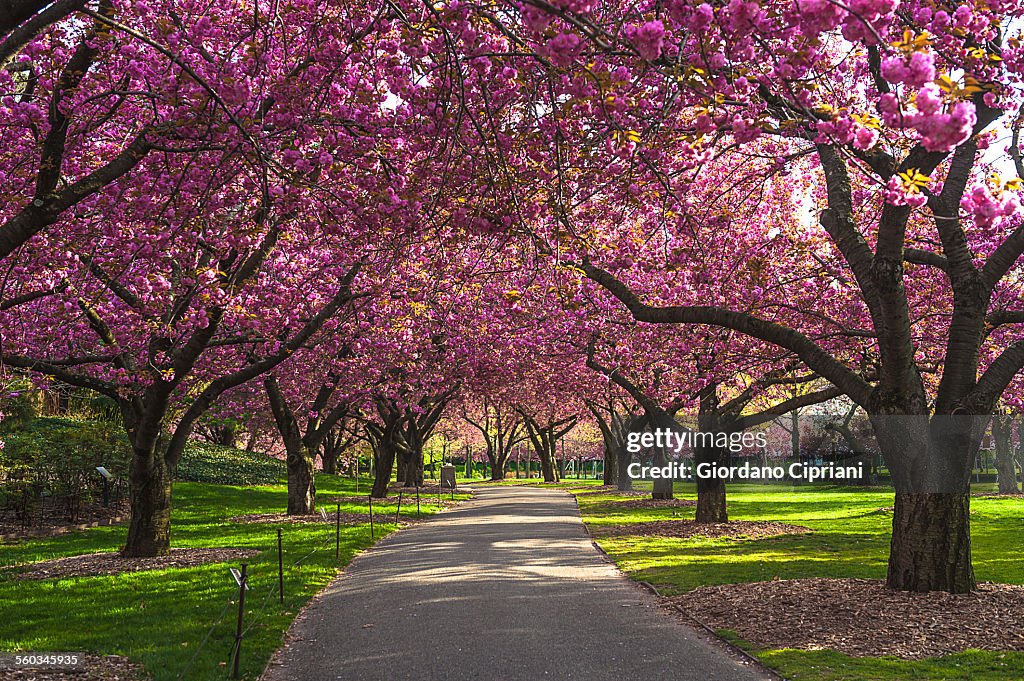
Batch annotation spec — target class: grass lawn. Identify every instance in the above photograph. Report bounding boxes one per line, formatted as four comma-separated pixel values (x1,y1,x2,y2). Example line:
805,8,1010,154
571,483,1024,681
0,473,468,680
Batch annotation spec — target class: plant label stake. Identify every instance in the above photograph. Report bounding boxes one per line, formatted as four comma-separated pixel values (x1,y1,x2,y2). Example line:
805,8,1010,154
231,563,248,679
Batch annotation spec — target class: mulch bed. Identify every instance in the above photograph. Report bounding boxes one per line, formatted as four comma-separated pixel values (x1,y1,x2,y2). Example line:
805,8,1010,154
325,494,462,508
671,578,1024,659
386,484,464,495
0,654,147,680
973,492,1024,498
574,488,649,497
607,498,697,510
230,512,373,525
0,501,131,542
4,548,260,581
592,520,811,540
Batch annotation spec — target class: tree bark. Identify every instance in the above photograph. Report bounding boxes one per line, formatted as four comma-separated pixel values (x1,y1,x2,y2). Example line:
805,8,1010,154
287,446,316,514
650,446,673,500
122,447,172,557
321,438,340,475
695,473,727,522
371,443,395,498
695,385,727,521
603,443,617,485
539,448,556,482
616,447,633,491
490,447,509,480
400,449,423,487
993,416,1020,494
887,492,975,593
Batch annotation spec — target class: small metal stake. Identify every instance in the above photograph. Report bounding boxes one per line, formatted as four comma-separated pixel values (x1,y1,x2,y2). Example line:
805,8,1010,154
277,529,284,604
395,488,403,524
231,563,248,679
368,494,375,539
335,504,340,559
416,484,420,517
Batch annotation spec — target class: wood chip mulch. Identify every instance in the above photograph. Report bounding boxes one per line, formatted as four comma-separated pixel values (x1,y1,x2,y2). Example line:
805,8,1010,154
0,654,147,680
672,578,1024,659
325,495,461,508
973,492,1024,498
387,484,465,496
606,498,697,510
574,488,649,497
230,512,373,525
0,653,148,680
591,520,812,540
4,548,260,581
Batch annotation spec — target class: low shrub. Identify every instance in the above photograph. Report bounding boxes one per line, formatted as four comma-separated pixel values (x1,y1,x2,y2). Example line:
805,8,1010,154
0,417,131,521
173,441,284,485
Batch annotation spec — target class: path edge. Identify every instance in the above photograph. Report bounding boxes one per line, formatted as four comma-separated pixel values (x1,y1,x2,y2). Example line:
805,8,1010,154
257,488,475,681
571,493,786,681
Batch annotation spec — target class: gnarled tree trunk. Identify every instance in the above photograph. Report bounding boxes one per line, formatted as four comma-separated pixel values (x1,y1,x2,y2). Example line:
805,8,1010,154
123,445,173,557
888,492,974,592
287,446,316,514
371,442,396,498
695,385,727,522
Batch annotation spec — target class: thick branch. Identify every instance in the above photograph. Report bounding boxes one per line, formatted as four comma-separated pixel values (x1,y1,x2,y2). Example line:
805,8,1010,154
581,262,873,406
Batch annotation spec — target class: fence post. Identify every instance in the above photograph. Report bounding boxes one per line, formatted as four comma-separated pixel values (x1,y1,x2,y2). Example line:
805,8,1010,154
277,529,284,604
368,494,375,539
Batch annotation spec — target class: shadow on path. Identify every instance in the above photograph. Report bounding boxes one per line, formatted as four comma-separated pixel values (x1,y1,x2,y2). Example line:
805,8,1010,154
262,485,769,681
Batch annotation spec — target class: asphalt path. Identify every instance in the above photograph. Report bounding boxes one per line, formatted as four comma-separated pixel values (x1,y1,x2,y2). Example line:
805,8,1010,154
262,484,770,681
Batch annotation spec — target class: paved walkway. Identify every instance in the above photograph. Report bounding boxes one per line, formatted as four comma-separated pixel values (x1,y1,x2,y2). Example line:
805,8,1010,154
263,485,769,681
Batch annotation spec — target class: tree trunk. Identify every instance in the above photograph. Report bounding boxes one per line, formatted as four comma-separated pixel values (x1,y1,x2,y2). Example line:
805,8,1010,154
887,493,974,592
603,444,617,485
694,387,726,520
539,448,556,482
371,445,395,498
396,455,407,488
695,476,727,522
490,450,509,480
287,446,316,514
122,449,173,557
616,446,633,491
651,447,673,500
321,435,342,475
322,451,338,475
401,449,423,487
993,416,1020,494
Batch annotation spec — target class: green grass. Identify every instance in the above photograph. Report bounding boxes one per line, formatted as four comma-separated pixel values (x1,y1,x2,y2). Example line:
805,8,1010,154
572,483,1024,681
0,474,468,680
